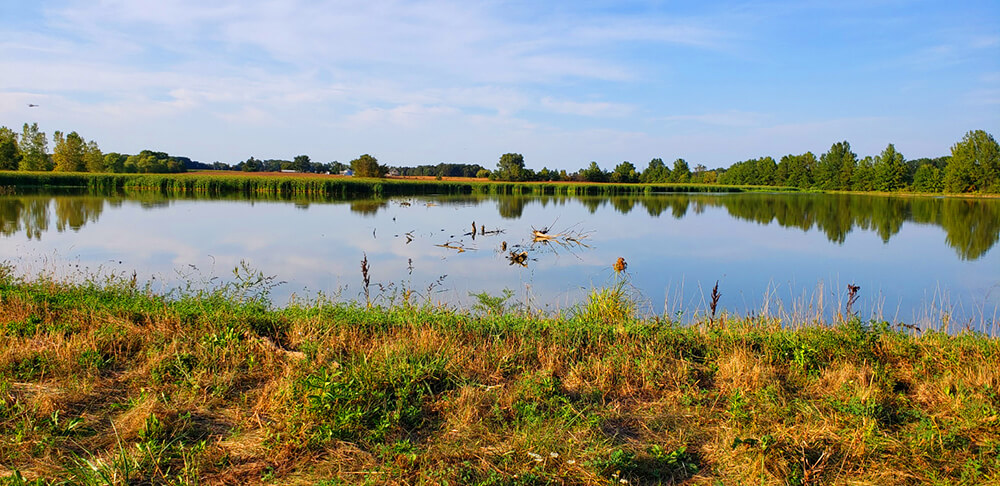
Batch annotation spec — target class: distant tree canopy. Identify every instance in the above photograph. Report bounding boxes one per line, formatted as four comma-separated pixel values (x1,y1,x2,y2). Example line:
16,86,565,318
1,122,995,195
717,156,776,186
944,130,1000,193
350,154,388,178
0,126,20,171
395,163,486,178
121,150,187,173
640,158,670,183
19,123,50,171
578,161,608,183
492,153,533,182
53,131,87,172
610,161,639,184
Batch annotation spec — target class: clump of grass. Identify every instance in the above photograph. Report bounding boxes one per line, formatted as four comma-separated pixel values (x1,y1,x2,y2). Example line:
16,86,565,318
575,257,637,326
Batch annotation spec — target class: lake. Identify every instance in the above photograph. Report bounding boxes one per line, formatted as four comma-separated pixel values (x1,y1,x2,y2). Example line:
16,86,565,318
1,190,998,334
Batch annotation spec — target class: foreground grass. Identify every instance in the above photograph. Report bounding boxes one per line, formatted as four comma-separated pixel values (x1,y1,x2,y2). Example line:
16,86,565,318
0,271,998,485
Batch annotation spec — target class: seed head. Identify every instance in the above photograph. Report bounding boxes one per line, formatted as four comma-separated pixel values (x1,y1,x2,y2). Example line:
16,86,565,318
613,257,627,274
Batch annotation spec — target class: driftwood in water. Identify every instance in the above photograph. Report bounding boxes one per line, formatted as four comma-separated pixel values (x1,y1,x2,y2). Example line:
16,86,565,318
507,250,528,267
436,242,468,253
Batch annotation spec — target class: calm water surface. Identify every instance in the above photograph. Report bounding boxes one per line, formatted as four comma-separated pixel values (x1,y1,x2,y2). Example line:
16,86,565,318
1,191,998,333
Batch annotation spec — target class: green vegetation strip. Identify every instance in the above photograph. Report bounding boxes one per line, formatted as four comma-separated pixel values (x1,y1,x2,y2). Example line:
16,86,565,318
0,171,794,198
0,269,997,485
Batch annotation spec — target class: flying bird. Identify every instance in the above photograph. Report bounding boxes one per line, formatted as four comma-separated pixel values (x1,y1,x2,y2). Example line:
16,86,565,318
27,104,39,107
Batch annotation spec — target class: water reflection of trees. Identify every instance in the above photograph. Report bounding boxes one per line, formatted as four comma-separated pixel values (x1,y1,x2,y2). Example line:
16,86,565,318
349,200,388,216
4,193,997,261
1,196,107,240
490,193,1000,261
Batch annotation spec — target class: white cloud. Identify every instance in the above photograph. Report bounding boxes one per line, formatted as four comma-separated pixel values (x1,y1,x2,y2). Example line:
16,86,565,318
540,97,634,117
660,111,770,128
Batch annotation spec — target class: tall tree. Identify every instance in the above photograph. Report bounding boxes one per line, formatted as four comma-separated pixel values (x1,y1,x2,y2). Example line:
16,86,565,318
670,158,691,182
944,130,999,193
350,154,388,178
83,141,104,172
292,155,311,172
639,158,670,183
19,123,49,171
579,161,608,183
53,131,86,172
0,126,20,171
241,156,261,172
609,161,638,183
911,163,943,192
817,141,856,190
872,143,906,191
493,153,528,181
104,152,127,173
851,156,875,192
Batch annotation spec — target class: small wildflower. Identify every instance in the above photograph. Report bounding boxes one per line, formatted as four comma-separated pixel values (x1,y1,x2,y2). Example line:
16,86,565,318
527,452,542,462
567,459,576,465
549,452,559,458
620,479,629,484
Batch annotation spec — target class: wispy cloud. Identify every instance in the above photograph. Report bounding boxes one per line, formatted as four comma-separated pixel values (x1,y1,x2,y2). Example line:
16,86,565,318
660,111,771,128
540,97,634,117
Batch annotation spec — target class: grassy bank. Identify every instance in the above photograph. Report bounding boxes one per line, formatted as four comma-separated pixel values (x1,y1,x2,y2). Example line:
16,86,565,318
0,171,793,198
0,269,997,485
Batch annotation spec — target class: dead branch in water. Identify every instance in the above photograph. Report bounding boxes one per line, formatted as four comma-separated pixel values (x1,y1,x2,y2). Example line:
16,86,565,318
507,250,529,267
436,242,470,253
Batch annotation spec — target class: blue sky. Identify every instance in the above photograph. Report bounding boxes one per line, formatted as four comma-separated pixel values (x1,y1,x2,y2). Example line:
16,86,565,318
1,0,998,171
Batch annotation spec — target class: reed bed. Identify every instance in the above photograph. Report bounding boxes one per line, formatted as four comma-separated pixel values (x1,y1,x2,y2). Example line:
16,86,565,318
0,267,996,485
0,171,796,198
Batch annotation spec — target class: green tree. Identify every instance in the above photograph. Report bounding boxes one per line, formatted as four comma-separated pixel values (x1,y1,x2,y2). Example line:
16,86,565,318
670,158,691,182
537,167,558,181
912,163,943,192
692,163,708,183
872,143,906,191
350,154,388,178
794,152,817,188
851,156,875,191
817,141,856,190
493,153,528,181
104,152,127,173
241,156,261,172
639,158,670,183
292,155,311,172
83,141,104,172
579,161,608,183
944,130,1000,193
0,126,20,171
53,131,86,172
19,123,50,171
609,161,638,183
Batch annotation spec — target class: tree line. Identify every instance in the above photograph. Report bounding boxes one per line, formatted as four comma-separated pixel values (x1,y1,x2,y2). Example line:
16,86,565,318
485,130,998,194
0,123,192,174
3,122,996,194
